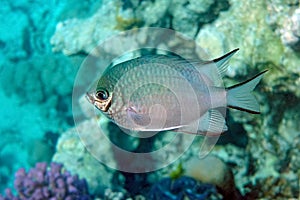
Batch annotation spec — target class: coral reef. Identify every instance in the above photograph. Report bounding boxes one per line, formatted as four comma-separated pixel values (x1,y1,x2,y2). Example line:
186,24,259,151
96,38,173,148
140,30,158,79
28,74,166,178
103,188,129,200
0,0,299,198
0,0,99,193
50,0,128,55
190,0,300,198
0,90,57,193
0,54,80,192
52,119,117,195
54,0,300,197
0,162,92,200
50,0,300,196
148,176,222,200
50,0,230,55
279,8,300,51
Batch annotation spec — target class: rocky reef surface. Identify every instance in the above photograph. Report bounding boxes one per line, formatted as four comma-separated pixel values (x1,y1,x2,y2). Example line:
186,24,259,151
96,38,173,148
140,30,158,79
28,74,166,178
1,0,300,199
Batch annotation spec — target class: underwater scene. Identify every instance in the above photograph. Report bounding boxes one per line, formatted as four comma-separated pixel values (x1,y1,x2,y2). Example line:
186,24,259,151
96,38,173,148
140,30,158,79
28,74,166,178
0,0,300,199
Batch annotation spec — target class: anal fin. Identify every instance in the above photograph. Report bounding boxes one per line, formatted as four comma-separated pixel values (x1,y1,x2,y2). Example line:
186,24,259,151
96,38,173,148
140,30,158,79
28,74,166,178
177,109,227,135
176,109,227,158
202,109,228,134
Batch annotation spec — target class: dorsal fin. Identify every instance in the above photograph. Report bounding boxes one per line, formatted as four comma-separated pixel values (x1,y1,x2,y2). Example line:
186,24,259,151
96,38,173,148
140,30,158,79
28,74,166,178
195,49,239,87
212,48,239,76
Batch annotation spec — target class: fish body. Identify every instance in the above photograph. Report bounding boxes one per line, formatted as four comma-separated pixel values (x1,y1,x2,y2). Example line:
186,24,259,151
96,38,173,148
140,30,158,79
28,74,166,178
86,49,266,135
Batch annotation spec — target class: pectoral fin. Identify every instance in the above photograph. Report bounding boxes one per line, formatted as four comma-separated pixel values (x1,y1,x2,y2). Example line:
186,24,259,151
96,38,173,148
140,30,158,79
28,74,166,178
126,106,151,127
126,105,177,132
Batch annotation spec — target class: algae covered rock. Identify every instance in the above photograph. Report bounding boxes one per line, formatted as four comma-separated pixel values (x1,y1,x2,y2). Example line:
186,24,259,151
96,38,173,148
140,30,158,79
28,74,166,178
50,0,136,55
185,155,241,199
279,8,300,51
190,0,300,198
52,119,117,195
50,0,230,55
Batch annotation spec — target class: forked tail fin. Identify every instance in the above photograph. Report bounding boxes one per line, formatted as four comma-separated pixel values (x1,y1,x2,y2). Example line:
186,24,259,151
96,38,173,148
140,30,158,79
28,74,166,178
227,70,267,114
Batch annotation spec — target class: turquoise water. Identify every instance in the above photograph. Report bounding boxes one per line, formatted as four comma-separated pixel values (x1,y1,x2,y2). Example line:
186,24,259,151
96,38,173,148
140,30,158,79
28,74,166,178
0,0,299,199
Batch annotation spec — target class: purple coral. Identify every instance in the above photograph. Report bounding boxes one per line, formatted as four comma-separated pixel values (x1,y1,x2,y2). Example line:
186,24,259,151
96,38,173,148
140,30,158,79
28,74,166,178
0,162,92,200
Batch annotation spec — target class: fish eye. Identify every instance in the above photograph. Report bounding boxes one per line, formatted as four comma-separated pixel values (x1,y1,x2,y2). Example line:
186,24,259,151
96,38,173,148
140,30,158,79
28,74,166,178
95,89,109,101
